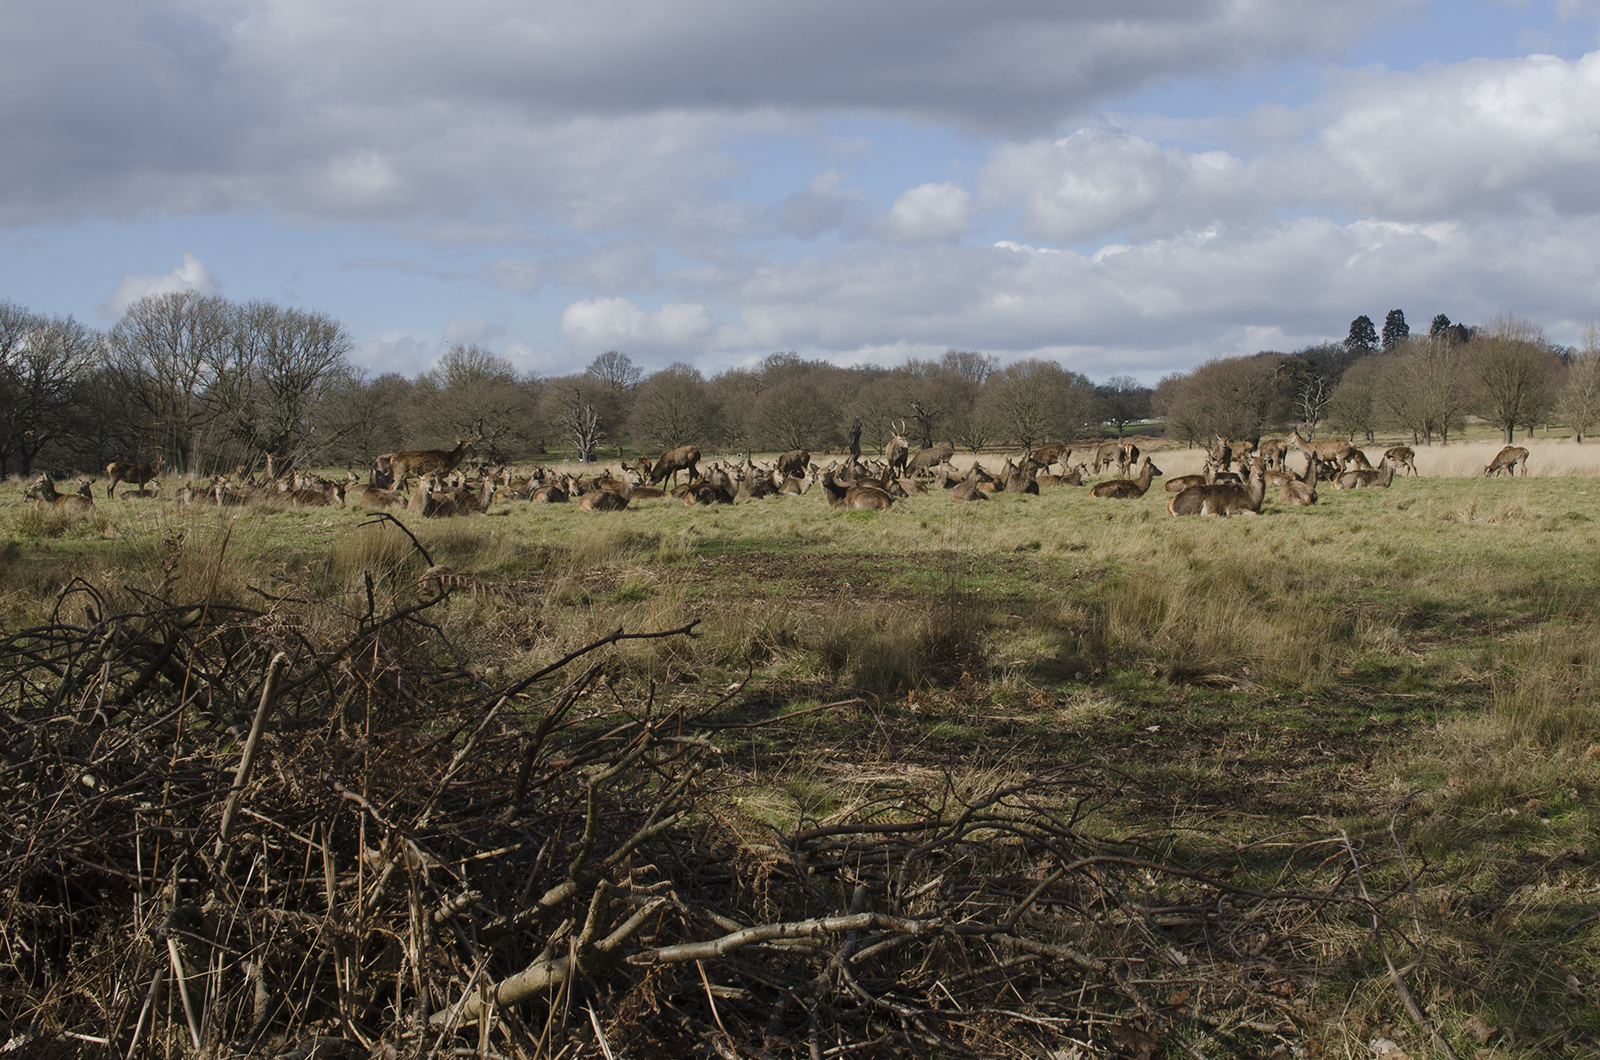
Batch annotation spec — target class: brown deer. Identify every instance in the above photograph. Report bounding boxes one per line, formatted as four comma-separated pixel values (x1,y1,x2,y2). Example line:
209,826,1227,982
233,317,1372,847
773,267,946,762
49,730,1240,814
1030,443,1071,473
885,421,911,477
649,444,701,487
776,448,810,479
1167,455,1265,516
1483,446,1528,477
26,475,94,512
1091,440,1123,475
1289,429,1355,471
1384,446,1419,477
905,443,955,476
388,430,480,490
1090,456,1161,499
1257,437,1287,470
1116,442,1140,479
947,466,989,502
1280,453,1318,507
819,470,895,510
105,457,163,498
1334,458,1396,490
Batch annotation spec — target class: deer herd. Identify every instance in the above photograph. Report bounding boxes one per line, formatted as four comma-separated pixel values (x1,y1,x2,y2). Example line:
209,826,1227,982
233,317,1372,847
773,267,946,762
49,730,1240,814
16,424,1537,521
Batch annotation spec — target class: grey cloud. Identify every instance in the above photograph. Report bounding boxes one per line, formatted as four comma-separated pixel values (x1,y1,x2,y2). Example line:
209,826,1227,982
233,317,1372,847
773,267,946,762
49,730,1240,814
0,0,1406,225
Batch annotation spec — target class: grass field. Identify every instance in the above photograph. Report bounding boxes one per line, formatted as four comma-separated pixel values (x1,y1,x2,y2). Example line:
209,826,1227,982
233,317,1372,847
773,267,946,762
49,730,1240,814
4,438,1600,1058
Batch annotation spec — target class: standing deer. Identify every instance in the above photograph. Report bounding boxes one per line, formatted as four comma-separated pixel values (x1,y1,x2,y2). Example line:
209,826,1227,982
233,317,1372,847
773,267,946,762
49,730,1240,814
388,429,480,490
1289,429,1356,471
776,449,810,479
885,422,910,477
649,445,701,487
905,444,955,476
1483,446,1528,477
106,457,163,498
1384,446,1419,477
1091,440,1123,475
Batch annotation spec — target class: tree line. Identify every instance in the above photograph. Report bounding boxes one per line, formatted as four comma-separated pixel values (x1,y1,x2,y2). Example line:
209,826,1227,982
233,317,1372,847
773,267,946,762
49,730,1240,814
0,292,1156,477
1157,311,1600,448
6,294,1598,481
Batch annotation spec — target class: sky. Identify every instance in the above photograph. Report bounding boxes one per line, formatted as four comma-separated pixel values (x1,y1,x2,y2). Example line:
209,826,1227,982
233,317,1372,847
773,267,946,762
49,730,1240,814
3,0,1600,384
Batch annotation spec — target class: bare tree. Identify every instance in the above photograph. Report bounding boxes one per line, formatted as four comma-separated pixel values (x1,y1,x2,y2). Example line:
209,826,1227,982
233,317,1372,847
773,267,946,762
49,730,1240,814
105,291,233,472
561,388,605,462
0,304,96,477
1378,335,1468,445
412,344,536,460
1325,357,1380,442
1466,315,1562,444
630,363,711,451
978,359,1094,452
1561,321,1600,443
1157,353,1293,445
940,349,999,386
752,377,842,453
1094,375,1152,438
585,350,643,392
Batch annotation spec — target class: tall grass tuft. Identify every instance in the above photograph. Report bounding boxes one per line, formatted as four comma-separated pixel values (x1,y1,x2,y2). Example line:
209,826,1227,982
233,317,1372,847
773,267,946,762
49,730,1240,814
809,586,989,692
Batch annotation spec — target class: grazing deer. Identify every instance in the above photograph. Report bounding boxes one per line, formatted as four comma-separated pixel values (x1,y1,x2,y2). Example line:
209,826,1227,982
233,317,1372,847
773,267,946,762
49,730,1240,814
105,457,163,498
26,475,94,512
649,444,701,487
1030,443,1071,473
1090,456,1161,499
1483,446,1528,478
1091,440,1123,475
1384,446,1419,477
1116,442,1140,479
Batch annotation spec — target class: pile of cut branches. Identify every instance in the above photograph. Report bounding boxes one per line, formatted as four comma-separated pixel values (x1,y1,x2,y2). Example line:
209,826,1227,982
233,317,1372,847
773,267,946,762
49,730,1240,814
2,562,1448,1058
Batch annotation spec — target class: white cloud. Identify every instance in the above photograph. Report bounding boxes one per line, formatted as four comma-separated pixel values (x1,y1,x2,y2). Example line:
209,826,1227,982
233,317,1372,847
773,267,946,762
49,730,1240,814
560,296,718,352
879,183,972,245
101,252,218,317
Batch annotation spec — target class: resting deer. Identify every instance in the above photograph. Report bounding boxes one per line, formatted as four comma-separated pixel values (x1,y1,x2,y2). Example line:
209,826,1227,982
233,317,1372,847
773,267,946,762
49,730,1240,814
26,475,94,512
1280,453,1318,506
106,457,163,498
819,470,895,510
1090,456,1160,499
1483,446,1528,478
1167,456,1266,516
1334,458,1396,490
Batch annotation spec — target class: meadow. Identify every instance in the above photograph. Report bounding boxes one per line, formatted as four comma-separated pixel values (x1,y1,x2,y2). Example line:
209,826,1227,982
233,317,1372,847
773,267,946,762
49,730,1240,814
3,434,1598,1059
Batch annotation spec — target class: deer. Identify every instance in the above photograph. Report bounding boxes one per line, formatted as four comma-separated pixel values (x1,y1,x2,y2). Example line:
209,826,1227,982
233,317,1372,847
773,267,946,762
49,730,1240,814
905,443,955,476
1483,446,1528,478
1333,458,1396,490
885,421,911,477
105,456,163,498
1030,443,1071,473
1257,437,1287,471
1090,456,1161,499
1091,440,1123,475
388,426,481,489
649,444,701,487
1115,442,1141,479
1384,446,1419,477
1167,455,1266,516
1288,428,1356,471
776,449,811,479
26,475,94,512
819,470,895,510
1280,452,1318,507
1037,463,1088,488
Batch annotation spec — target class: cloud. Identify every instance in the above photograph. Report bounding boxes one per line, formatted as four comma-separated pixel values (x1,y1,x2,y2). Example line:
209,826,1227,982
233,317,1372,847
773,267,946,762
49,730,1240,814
101,252,218,316
879,183,972,245
778,170,857,238
442,318,507,345
560,296,718,352
0,0,1407,226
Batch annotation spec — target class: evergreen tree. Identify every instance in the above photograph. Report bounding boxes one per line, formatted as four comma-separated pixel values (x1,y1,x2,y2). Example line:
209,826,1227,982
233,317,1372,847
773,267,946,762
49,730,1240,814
1381,309,1409,350
1344,315,1378,354
1430,313,1452,336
